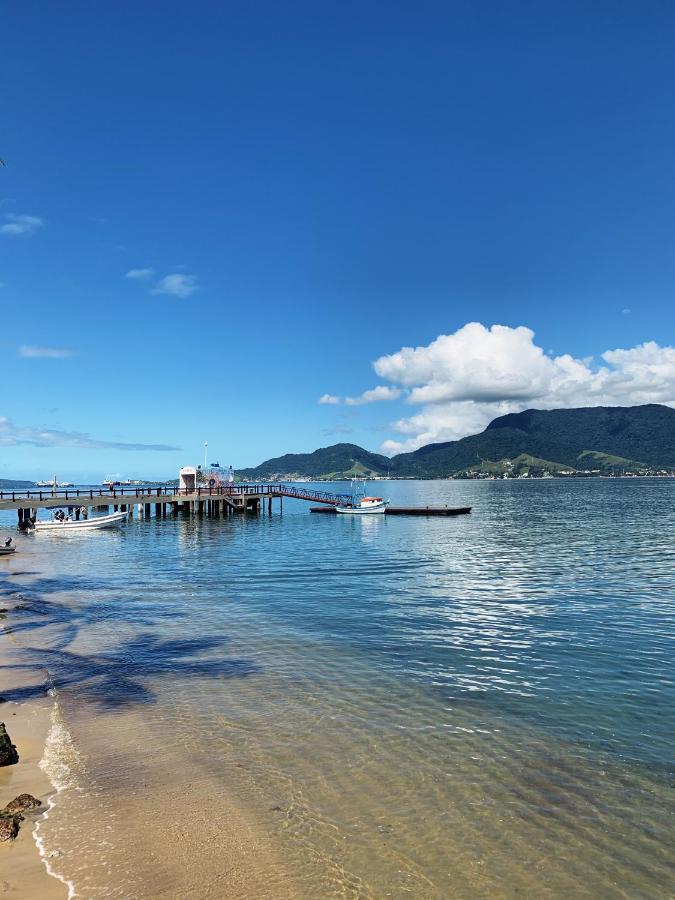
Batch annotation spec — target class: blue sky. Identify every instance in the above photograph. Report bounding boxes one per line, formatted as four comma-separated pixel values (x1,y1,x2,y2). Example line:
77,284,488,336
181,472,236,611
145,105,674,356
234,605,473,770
2,1,675,480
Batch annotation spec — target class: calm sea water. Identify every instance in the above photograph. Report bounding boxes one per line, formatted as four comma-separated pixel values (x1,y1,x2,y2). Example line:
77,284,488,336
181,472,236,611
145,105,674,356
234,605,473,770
1,479,674,898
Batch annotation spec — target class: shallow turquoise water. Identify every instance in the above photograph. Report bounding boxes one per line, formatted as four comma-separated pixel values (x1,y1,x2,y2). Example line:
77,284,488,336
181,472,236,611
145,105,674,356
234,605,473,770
1,479,674,897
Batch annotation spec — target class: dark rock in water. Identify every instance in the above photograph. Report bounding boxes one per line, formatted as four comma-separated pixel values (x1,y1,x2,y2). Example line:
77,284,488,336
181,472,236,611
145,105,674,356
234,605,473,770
2,794,41,815
0,723,18,766
0,815,20,842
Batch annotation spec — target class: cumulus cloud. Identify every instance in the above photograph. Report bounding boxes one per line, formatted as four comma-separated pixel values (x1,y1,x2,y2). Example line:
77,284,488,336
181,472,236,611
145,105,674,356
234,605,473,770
366,322,675,453
19,345,74,359
151,273,198,298
0,416,180,451
345,385,402,406
319,393,341,405
0,214,44,237
125,267,155,280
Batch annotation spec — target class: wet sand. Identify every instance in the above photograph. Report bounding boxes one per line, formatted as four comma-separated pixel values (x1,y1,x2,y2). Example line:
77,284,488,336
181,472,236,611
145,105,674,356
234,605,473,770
39,702,303,899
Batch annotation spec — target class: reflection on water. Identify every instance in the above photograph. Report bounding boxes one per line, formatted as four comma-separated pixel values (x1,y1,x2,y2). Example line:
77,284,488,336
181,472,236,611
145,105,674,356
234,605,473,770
1,479,674,898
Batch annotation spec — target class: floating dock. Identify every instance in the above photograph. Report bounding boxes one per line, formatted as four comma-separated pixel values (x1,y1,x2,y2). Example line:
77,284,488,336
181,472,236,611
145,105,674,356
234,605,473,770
310,506,472,516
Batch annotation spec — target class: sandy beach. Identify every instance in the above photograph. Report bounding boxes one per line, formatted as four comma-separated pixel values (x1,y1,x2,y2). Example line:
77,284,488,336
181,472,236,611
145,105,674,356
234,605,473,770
0,590,66,899
0,542,300,899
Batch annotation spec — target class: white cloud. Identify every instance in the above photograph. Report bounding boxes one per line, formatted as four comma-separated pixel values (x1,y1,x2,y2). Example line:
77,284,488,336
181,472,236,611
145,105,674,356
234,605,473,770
345,385,402,406
0,416,180,451
365,322,675,453
151,273,198,298
319,386,403,406
19,345,74,359
0,214,44,237
125,267,155,280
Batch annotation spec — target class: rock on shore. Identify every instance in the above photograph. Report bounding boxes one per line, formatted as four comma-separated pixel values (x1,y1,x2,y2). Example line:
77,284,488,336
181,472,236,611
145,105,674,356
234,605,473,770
0,722,18,766
0,794,42,842
0,815,20,842
2,794,42,815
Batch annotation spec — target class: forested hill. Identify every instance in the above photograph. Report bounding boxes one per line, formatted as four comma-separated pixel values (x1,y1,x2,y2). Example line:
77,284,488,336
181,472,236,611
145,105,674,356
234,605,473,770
238,404,675,479
238,443,392,479
390,403,675,476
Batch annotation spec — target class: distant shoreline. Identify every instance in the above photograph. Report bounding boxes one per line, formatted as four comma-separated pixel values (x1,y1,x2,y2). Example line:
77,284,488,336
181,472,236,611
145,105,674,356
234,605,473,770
3,472,675,495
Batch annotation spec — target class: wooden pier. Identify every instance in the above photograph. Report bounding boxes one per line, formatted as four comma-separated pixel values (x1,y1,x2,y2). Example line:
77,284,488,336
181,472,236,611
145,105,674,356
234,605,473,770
0,483,354,526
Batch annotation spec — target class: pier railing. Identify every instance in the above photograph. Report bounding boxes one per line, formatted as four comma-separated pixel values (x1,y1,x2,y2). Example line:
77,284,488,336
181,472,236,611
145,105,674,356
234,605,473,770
274,485,353,506
0,483,354,506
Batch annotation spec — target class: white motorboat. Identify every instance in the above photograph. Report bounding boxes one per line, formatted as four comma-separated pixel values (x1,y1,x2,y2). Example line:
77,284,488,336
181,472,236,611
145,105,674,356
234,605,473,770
335,496,389,514
32,511,128,531
335,480,389,514
0,545,16,556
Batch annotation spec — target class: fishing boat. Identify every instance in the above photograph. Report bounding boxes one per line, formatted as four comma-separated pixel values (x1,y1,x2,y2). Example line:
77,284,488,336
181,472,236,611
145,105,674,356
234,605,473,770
335,480,389,514
32,510,128,531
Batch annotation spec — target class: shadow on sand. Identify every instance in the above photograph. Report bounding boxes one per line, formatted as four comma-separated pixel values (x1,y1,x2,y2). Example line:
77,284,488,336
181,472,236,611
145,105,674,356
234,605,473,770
0,576,260,710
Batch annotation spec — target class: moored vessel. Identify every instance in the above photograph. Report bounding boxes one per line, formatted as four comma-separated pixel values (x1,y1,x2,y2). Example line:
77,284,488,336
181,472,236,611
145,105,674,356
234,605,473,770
335,480,389,514
32,510,128,531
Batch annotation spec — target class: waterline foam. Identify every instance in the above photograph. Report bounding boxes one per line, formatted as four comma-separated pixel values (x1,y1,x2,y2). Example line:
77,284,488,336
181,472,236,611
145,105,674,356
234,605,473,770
33,690,80,899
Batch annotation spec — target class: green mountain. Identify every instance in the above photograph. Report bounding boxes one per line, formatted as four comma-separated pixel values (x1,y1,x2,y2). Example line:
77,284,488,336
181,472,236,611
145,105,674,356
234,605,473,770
238,443,392,480
239,405,675,480
391,404,675,476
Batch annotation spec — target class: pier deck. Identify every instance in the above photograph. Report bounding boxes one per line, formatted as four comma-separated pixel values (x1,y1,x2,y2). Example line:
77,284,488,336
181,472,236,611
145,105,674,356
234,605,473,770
0,483,354,525
0,483,354,510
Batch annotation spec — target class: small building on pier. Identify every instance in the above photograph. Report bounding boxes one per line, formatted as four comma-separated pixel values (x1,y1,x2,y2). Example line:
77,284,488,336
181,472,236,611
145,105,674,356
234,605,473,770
179,467,197,493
